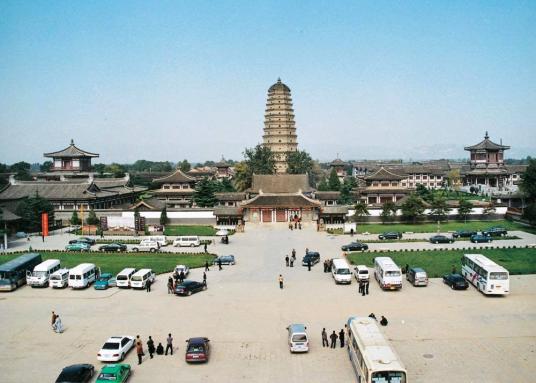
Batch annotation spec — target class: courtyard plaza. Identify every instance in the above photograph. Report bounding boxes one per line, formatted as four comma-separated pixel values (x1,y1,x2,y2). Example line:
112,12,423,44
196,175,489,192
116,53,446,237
0,223,535,382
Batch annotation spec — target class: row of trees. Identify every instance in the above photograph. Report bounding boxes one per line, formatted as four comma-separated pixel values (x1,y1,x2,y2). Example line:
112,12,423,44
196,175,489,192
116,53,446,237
520,158,536,225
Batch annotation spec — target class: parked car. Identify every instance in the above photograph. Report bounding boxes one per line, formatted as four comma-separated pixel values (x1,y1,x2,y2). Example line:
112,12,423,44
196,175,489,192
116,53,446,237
185,337,210,363
482,227,508,237
175,280,207,296
55,364,95,383
470,234,492,243
341,242,369,251
94,273,116,290
96,364,131,383
378,232,402,240
69,237,96,246
429,235,454,244
302,251,320,266
98,243,127,252
213,255,236,265
353,265,370,282
406,267,428,286
65,242,91,252
131,240,160,253
97,336,135,362
442,273,469,290
174,265,190,278
15,231,27,239
452,230,477,238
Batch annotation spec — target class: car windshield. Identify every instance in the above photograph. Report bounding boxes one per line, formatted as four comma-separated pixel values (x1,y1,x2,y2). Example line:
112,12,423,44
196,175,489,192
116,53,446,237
371,371,406,383
50,275,61,280
97,373,116,380
292,334,307,342
386,271,401,277
188,344,205,353
102,342,119,350
117,275,128,280
359,270,368,274
32,271,47,278
337,269,351,275
97,277,109,282
490,272,508,280
131,276,142,281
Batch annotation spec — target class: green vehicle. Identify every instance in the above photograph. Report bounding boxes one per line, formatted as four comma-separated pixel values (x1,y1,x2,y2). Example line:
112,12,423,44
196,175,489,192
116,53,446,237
96,364,131,383
65,242,91,252
94,273,116,290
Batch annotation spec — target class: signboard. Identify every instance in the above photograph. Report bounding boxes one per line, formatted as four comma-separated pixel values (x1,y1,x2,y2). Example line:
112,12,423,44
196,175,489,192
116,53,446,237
41,213,49,237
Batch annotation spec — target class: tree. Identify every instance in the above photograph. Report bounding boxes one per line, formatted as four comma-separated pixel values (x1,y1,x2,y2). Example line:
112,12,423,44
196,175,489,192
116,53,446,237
447,169,461,190
86,209,100,225
193,177,218,207
160,207,169,225
15,194,54,232
400,193,425,223
10,161,32,181
178,160,191,173
328,168,341,191
233,145,276,190
457,199,473,223
316,177,329,191
92,163,106,175
232,161,250,192
353,201,370,222
415,184,432,202
70,210,81,225
380,201,397,224
520,158,536,225
286,150,313,174
429,195,451,221
40,161,53,172
337,179,354,205
218,178,236,192
104,163,126,178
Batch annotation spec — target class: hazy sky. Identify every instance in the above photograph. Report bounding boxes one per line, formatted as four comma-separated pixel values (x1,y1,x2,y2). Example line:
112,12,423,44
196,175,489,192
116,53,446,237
1,0,535,164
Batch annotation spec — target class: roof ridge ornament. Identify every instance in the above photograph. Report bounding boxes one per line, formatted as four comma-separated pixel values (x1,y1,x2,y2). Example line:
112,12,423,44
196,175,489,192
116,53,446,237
70,139,74,145
484,131,489,139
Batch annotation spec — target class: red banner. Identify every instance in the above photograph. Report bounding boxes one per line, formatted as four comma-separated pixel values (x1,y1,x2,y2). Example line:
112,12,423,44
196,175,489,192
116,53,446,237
41,213,49,237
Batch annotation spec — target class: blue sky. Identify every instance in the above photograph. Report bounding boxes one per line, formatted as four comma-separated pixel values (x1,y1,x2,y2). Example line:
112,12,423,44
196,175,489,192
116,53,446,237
1,0,535,164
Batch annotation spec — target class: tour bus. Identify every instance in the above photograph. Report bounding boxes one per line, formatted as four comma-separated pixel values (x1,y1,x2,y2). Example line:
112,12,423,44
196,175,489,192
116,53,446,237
331,258,352,284
49,268,70,288
0,253,42,292
130,269,155,289
374,257,402,290
68,263,98,289
143,236,167,247
116,268,137,288
173,236,201,247
26,259,61,287
461,254,510,295
347,316,407,383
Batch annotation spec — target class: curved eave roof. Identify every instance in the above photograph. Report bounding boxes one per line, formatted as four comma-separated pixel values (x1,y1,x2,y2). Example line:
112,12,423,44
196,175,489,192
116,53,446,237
464,138,510,151
365,167,406,181
152,169,196,184
268,78,291,93
44,141,99,158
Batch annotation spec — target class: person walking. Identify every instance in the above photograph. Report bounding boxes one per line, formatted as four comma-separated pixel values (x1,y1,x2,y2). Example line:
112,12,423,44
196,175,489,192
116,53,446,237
218,258,223,271
292,248,296,260
285,255,289,267
322,328,329,347
165,333,173,355
167,277,173,294
365,280,370,295
204,243,207,253
136,337,144,365
147,336,155,359
350,228,354,237
53,315,64,333
358,279,363,295
361,280,366,296
203,271,207,286
205,261,210,272
51,311,58,328
179,270,185,283
339,329,345,348
330,331,338,349
146,278,152,293
278,274,284,289
289,257,294,267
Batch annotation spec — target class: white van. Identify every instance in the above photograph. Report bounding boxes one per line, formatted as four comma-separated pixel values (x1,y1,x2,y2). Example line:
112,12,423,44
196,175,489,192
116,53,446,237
143,236,167,247
26,259,61,287
286,324,309,353
353,265,370,282
173,236,201,247
116,268,137,288
68,263,98,289
49,268,70,288
130,269,156,289
331,258,352,284
132,240,160,253
374,257,402,290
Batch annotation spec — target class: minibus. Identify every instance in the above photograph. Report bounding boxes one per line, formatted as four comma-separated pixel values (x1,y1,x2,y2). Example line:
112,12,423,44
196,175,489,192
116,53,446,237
374,257,402,290
0,253,42,292
26,259,61,287
173,236,201,247
130,269,155,289
331,258,352,284
68,263,98,289
286,323,309,353
116,268,137,288
49,268,70,288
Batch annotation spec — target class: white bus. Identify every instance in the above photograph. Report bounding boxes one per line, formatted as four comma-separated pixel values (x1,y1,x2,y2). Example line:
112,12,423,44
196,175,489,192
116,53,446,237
130,269,155,289
461,254,510,295
26,259,61,287
143,236,167,247
347,316,407,383
374,257,402,290
116,268,137,288
68,263,98,289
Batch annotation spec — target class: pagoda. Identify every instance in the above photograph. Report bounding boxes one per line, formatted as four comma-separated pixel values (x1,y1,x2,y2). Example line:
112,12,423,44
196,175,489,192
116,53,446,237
262,78,298,173
44,139,99,173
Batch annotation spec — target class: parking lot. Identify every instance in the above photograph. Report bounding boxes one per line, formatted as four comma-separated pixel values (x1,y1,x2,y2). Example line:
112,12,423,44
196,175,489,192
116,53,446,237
1,224,535,382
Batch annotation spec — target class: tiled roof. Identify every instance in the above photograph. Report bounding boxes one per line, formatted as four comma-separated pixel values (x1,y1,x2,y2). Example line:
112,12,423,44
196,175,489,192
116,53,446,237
213,207,242,216
330,158,348,167
44,140,99,158
241,193,320,208
0,207,21,221
314,191,341,200
320,206,349,215
152,169,196,184
268,78,290,93
365,167,406,181
130,197,166,210
215,192,246,201
249,174,313,194
464,133,510,151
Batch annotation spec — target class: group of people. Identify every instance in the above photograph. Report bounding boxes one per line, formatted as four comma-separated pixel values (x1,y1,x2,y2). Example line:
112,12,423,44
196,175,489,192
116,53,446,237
284,249,297,267
323,259,334,273
358,279,370,296
321,327,346,348
135,333,174,365
51,311,64,333
369,313,389,326
288,216,302,230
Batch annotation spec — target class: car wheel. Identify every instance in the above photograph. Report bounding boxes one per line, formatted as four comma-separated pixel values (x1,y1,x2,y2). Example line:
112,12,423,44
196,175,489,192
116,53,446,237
203,285,207,290
187,290,192,296
133,248,139,252
121,352,125,361
434,241,438,244
150,248,156,253
451,284,455,290
191,243,195,247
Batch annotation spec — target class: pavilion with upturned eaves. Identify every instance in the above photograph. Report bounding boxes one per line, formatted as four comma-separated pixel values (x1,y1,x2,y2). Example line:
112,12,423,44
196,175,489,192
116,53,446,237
44,139,99,173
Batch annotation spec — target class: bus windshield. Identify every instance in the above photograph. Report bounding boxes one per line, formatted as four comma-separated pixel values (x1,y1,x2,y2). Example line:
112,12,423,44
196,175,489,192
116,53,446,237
0,271,10,280
372,371,406,383
33,271,47,278
489,272,508,280
386,271,401,277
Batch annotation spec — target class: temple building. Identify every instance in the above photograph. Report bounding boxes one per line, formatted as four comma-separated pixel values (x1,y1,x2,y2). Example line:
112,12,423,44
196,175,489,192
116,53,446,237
44,139,99,175
151,169,197,208
329,158,349,182
358,167,414,205
262,79,298,173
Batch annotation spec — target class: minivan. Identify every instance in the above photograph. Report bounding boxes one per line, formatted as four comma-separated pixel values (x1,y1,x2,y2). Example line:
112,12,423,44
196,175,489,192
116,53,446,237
49,268,69,288
406,267,429,287
144,236,167,247
173,236,201,247
353,265,370,282
331,258,352,284
116,268,136,288
286,323,309,353
130,269,155,289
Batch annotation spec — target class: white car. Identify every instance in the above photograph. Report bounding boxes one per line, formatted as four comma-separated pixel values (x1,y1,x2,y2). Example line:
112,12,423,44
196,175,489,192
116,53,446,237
97,336,135,362
174,265,190,277
353,265,370,282
131,240,160,253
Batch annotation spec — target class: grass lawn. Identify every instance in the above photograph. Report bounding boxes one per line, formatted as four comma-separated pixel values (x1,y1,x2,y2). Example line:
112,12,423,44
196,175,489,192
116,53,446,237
164,225,217,236
356,220,533,234
0,251,216,276
346,247,536,278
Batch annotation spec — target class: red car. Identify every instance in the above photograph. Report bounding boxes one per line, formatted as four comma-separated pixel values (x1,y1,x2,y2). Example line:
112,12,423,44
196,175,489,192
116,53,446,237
185,337,210,363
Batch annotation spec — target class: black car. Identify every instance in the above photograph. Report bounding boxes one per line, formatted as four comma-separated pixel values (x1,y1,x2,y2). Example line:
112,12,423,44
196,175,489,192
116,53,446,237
452,230,477,238
98,243,127,252
302,251,320,266
482,227,508,237
185,337,211,363
69,237,96,246
378,232,402,240
470,234,493,243
175,280,207,296
442,273,469,290
341,242,369,252
429,235,454,244
55,364,95,383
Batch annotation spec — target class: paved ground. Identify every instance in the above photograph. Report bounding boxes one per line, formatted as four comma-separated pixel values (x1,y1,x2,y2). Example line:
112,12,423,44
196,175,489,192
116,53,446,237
0,223,535,382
